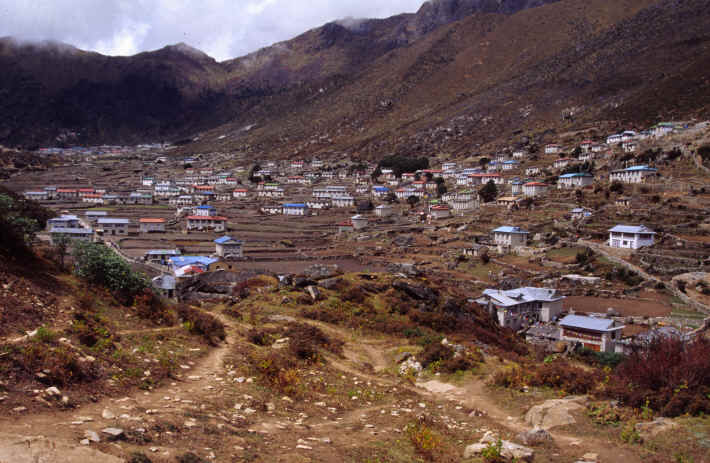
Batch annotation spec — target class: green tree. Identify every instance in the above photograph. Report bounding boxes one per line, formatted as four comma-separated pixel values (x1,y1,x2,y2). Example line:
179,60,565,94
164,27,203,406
479,157,490,168
0,187,53,258
478,180,498,203
407,195,420,208
435,177,447,197
72,241,148,304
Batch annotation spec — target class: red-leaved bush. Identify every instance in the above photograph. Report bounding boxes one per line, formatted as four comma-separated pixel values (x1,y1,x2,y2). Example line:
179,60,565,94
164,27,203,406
608,336,710,416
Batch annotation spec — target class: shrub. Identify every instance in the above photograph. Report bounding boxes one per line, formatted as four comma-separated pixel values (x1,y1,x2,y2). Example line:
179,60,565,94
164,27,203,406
608,336,710,416
610,181,624,193
133,289,176,325
34,325,58,343
493,360,597,394
248,350,301,395
406,421,444,461
176,304,226,345
247,328,274,346
284,322,343,359
481,439,505,463
342,287,366,304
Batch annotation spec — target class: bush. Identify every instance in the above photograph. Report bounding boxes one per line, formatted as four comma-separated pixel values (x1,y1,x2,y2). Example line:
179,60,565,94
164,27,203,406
248,350,301,395
247,328,274,346
608,336,710,416
493,360,598,394
176,304,226,345
610,181,625,193
406,420,445,461
133,289,176,325
284,322,343,359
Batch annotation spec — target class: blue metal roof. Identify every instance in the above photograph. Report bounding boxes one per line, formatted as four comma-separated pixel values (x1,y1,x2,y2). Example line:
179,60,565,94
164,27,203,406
283,203,307,208
492,226,528,234
625,165,657,172
559,172,593,178
608,225,655,234
168,256,218,267
49,227,93,234
214,236,242,244
146,249,181,256
559,314,617,332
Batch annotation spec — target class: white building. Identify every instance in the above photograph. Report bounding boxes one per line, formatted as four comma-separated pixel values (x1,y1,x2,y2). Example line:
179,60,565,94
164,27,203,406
558,172,594,189
559,315,624,353
283,203,309,216
351,215,368,230
545,144,561,155
476,287,565,331
214,236,243,258
430,205,451,219
97,218,130,236
492,226,529,248
522,182,548,198
609,165,659,184
139,218,166,233
608,225,655,250
375,204,394,217
186,215,227,232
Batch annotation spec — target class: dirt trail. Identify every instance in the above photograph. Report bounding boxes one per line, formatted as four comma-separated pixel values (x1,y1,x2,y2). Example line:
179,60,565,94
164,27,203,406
1,312,645,462
0,317,235,447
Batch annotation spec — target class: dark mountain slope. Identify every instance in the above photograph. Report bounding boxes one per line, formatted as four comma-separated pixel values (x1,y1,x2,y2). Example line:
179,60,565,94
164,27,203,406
1,0,710,156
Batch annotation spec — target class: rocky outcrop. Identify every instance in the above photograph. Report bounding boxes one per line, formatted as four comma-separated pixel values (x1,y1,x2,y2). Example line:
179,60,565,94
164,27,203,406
0,434,124,463
524,396,587,430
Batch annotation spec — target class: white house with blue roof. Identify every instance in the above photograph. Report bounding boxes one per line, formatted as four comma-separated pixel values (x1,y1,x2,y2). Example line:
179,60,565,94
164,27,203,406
608,225,655,249
283,203,309,216
558,172,594,189
194,205,217,217
609,165,659,184
492,226,529,249
559,314,624,352
476,287,565,331
214,236,243,258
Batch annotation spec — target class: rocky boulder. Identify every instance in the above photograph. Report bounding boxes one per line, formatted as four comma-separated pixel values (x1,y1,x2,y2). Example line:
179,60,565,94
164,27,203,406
0,434,123,463
303,264,341,280
524,396,587,430
392,280,437,303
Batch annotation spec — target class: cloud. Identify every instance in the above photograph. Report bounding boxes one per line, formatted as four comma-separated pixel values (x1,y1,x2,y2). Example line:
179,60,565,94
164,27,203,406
0,0,427,61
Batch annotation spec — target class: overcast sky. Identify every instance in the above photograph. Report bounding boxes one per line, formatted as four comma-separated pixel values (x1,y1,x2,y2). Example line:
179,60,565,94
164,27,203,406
1,0,428,61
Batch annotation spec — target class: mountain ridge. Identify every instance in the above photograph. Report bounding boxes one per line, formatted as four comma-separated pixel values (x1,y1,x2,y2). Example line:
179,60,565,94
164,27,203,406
1,0,709,155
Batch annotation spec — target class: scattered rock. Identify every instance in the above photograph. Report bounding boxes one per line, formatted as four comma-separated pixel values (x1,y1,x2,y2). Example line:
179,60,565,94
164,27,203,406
101,409,115,420
318,277,342,290
83,430,100,443
306,285,321,301
515,428,552,446
464,431,534,462
303,264,341,280
635,417,678,439
100,428,124,441
398,358,422,376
